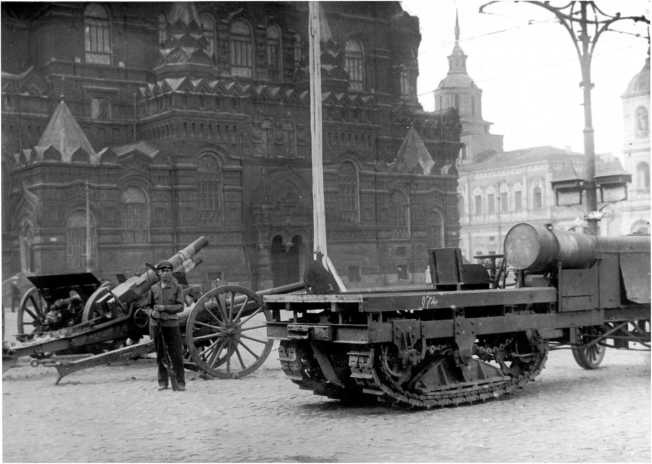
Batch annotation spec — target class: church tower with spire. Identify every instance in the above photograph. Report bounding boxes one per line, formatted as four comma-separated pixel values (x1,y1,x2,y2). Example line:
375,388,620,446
434,11,502,164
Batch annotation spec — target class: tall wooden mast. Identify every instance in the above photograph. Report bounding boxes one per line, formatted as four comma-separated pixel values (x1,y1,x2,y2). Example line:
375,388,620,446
308,2,345,291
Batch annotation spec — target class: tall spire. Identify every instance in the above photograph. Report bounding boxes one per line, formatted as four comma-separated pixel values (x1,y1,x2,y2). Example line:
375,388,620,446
448,10,467,74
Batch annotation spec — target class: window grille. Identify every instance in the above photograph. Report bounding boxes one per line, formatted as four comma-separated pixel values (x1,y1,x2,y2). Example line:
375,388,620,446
121,187,148,242
344,40,364,90
266,26,281,80
198,155,222,223
84,4,111,65
230,21,253,78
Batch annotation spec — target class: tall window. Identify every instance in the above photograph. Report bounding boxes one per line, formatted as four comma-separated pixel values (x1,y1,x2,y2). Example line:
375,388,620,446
90,96,111,120
636,162,650,191
230,20,253,78
84,4,111,65
514,191,522,212
158,14,167,46
198,155,222,223
487,193,495,215
391,191,409,237
121,187,148,243
400,68,409,96
474,194,482,215
635,106,649,138
293,33,302,71
533,186,543,209
344,40,364,90
200,13,215,61
266,25,282,80
338,162,358,222
66,211,97,270
500,192,508,213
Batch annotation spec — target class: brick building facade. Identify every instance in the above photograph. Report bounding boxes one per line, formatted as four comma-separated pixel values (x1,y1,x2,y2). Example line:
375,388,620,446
1,2,462,289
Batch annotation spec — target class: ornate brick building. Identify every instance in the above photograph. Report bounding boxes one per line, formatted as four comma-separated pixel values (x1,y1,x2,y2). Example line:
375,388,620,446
2,2,461,289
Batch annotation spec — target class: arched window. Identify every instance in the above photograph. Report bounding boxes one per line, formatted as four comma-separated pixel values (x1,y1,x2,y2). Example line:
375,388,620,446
391,190,409,237
293,33,302,71
66,210,97,271
344,39,364,91
400,68,409,97
197,155,222,223
636,162,650,191
200,13,215,61
427,209,445,248
19,219,34,273
158,13,167,46
533,186,543,209
84,4,111,65
337,162,359,222
474,193,482,216
266,25,282,80
121,187,148,243
230,20,253,78
514,190,523,212
635,106,649,138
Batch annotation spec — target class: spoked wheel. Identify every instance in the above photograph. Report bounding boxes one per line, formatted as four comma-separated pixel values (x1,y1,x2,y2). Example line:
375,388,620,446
571,327,607,369
81,282,129,351
17,287,47,341
185,285,273,379
81,281,114,323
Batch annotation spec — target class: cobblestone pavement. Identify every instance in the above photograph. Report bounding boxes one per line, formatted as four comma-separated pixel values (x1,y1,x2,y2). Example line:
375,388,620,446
3,346,650,463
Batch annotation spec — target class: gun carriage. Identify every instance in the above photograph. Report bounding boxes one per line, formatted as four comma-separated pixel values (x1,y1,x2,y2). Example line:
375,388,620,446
3,237,207,366
264,223,650,408
16,273,107,343
4,236,303,383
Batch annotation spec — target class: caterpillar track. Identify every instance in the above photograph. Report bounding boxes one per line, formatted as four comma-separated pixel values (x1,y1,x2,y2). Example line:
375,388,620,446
278,334,548,409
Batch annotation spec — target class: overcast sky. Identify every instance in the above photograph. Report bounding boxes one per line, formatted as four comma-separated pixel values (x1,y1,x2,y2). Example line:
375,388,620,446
400,0,650,156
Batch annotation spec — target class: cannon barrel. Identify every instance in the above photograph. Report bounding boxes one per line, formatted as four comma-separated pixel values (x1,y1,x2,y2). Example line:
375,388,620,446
108,236,208,305
504,223,650,272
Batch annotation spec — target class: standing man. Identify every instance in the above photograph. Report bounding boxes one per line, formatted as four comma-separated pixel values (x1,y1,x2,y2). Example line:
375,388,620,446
146,260,186,391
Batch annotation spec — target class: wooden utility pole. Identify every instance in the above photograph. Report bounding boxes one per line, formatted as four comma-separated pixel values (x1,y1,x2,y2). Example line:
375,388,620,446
308,2,346,291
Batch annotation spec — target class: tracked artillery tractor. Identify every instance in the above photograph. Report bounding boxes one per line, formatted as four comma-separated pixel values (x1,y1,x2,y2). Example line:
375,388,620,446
265,223,651,409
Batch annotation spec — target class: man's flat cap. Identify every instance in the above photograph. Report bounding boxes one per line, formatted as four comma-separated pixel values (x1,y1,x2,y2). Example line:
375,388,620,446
156,260,173,270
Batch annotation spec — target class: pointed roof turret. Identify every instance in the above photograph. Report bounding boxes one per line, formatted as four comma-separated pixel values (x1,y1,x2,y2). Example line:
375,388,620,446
394,127,435,175
167,1,201,28
36,100,96,162
438,11,475,89
155,1,215,79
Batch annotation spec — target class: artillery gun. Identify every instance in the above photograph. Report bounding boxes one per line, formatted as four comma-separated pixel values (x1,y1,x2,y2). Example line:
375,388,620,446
3,237,208,365
264,222,650,409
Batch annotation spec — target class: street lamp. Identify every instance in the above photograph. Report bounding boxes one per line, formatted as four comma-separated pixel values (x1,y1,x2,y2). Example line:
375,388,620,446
480,1,649,235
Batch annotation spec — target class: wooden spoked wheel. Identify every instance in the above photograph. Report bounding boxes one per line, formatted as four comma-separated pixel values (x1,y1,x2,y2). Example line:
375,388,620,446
17,287,47,340
571,326,607,369
572,343,606,369
81,282,130,351
185,285,273,379
81,282,115,323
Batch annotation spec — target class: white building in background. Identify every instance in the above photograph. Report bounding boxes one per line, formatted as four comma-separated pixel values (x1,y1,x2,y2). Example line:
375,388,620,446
606,56,650,236
437,13,638,261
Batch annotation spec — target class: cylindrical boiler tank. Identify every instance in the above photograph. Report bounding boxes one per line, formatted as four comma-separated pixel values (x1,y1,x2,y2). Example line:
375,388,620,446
503,223,649,272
